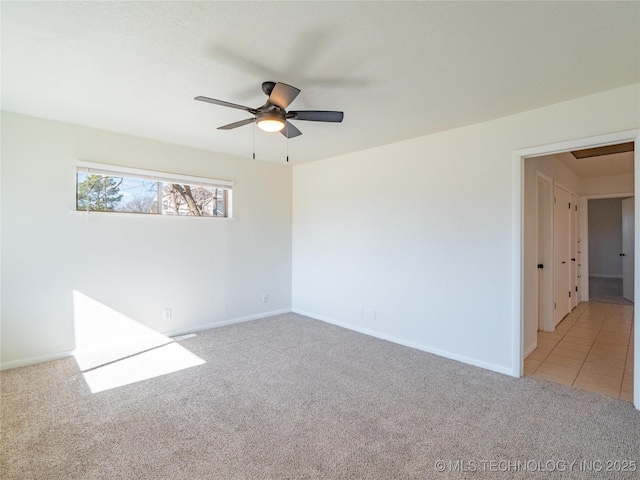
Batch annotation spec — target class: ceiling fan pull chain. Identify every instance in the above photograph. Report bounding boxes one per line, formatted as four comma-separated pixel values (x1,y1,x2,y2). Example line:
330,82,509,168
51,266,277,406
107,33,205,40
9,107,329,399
252,122,256,160
286,129,289,163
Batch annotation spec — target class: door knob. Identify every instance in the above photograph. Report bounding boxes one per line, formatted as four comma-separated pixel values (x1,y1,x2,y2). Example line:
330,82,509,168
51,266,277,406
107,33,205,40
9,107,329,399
538,264,544,269
620,253,626,257
562,261,566,264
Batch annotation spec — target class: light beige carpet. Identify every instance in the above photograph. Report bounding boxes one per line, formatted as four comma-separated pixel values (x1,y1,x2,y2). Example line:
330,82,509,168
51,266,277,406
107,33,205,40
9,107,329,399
2,313,639,479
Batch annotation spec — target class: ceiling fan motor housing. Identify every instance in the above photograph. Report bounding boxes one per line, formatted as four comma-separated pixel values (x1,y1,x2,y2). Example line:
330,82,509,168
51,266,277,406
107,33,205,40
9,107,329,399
261,81,276,96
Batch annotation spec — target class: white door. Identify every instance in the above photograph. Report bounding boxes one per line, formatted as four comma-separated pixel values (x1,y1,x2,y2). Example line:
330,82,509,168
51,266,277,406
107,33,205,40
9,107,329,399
538,183,545,330
622,197,634,302
554,186,571,325
537,176,554,332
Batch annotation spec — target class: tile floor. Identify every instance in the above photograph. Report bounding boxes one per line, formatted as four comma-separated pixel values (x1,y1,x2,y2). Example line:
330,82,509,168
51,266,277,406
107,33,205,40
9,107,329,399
525,301,634,402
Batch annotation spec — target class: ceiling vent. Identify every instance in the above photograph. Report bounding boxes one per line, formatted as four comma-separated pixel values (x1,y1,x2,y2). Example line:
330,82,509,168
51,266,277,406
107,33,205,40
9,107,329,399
571,142,634,159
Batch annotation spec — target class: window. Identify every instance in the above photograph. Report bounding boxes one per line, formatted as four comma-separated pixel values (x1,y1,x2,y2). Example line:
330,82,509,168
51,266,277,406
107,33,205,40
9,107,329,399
76,162,232,217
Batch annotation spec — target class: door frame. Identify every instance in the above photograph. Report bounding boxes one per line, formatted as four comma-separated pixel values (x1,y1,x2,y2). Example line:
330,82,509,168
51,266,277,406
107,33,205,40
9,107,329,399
570,191,579,310
512,129,640,411
622,197,635,303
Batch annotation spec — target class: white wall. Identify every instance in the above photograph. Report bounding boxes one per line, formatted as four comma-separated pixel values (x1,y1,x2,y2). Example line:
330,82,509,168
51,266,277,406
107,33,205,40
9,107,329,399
1,112,292,368
580,174,634,196
292,84,639,375
527,154,580,194
588,198,624,277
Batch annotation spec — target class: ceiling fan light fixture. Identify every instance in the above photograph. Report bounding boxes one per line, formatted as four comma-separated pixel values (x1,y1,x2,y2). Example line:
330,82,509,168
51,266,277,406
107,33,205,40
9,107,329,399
195,81,344,143
256,111,286,132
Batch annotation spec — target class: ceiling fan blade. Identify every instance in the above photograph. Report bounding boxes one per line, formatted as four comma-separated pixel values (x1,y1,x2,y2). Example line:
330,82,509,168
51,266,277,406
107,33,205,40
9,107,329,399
195,96,257,113
269,83,300,109
281,121,302,139
218,118,256,130
288,110,344,122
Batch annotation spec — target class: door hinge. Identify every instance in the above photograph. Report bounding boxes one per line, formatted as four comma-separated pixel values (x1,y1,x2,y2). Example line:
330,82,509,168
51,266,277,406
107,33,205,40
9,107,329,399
569,291,571,297
576,286,578,292
554,197,557,204
575,205,578,211
554,302,556,309
569,202,571,209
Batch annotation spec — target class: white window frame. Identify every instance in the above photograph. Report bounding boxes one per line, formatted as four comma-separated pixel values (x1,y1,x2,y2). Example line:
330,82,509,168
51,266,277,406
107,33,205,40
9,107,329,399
76,161,233,218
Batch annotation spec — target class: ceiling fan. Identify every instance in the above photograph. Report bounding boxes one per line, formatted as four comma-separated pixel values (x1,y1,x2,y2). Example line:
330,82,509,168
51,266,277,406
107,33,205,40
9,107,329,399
195,81,343,138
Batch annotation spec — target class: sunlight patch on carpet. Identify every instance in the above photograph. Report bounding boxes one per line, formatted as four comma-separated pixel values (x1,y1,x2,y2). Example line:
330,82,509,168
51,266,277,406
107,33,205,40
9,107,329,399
80,342,205,393
72,291,205,393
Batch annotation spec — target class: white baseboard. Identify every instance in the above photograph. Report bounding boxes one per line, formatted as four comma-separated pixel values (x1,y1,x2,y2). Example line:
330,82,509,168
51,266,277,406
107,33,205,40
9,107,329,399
0,351,74,371
589,274,623,279
163,308,292,338
292,308,514,376
0,308,292,371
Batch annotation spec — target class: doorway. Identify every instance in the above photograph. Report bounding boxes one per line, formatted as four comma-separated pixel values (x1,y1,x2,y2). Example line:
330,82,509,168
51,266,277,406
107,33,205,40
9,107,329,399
583,196,634,305
514,130,639,410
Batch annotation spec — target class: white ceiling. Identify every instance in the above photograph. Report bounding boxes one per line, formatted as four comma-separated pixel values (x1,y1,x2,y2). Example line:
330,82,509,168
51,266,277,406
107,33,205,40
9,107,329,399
2,1,639,165
555,151,634,179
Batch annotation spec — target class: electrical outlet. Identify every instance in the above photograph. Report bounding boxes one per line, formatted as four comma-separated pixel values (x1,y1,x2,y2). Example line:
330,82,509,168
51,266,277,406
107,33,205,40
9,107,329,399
262,294,269,304
163,308,172,320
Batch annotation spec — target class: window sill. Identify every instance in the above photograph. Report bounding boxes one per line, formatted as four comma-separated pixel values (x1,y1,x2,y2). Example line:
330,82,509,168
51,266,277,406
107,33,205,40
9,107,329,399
71,210,237,220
